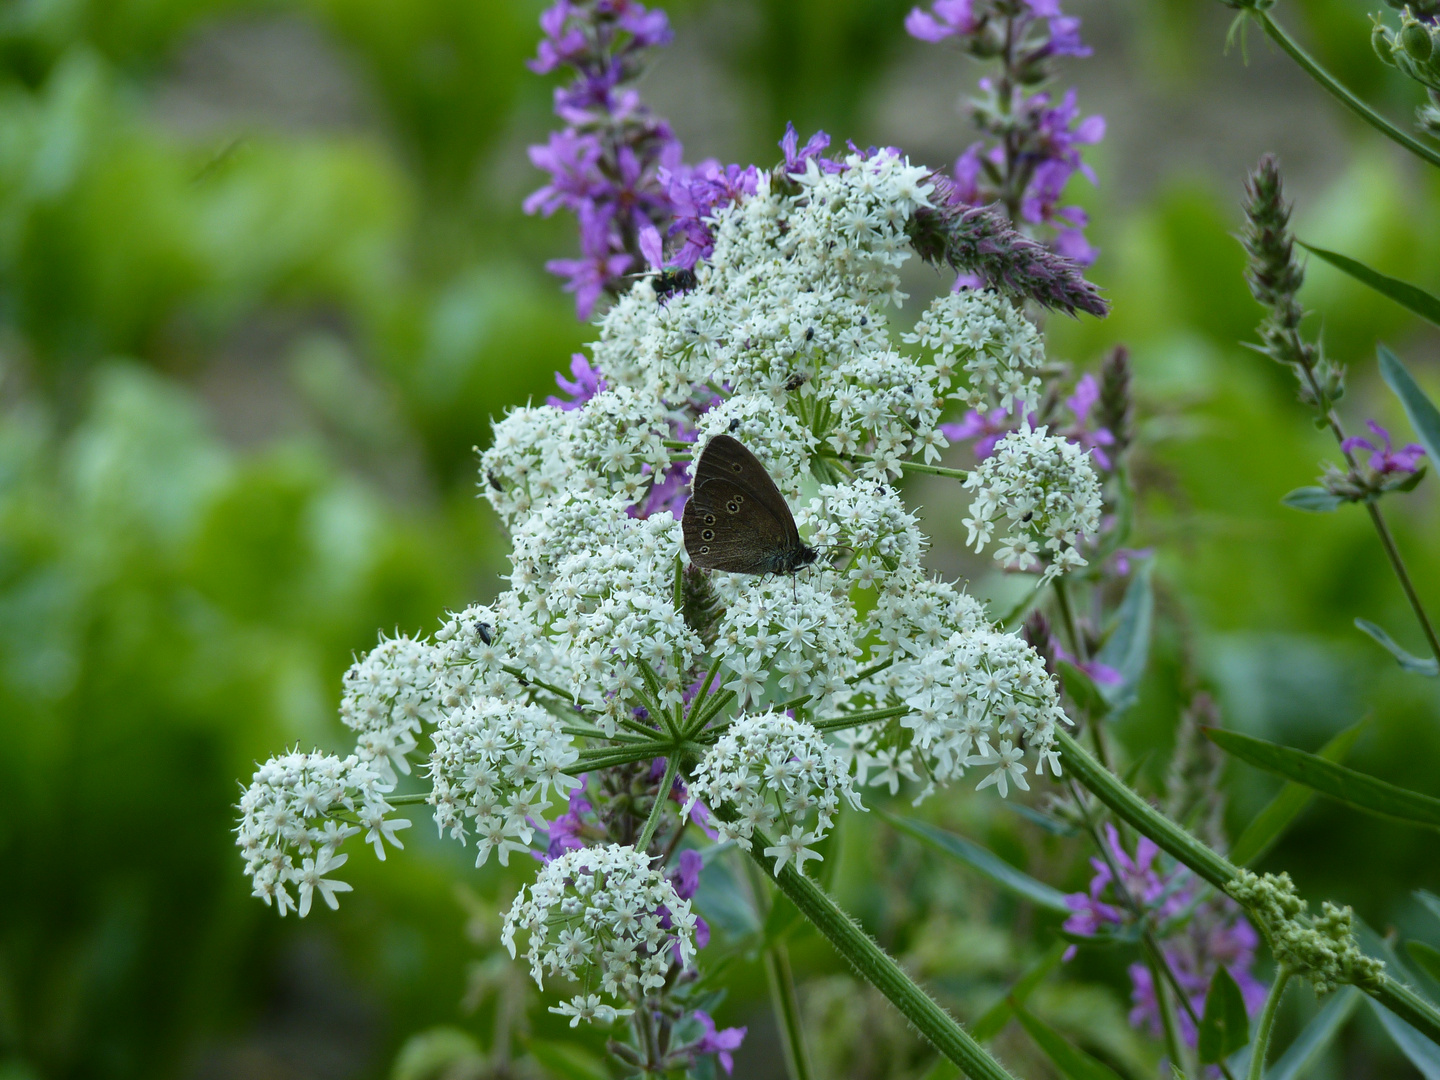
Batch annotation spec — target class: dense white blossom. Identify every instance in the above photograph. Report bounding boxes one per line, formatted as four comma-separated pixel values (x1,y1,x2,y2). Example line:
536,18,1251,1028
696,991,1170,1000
481,405,580,526
685,712,864,875
963,425,1103,584
571,385,674,505
339,633,445,783
237,749,408,917
903,289,1045,414
693,394,815,499
429,699,581,866
501,845,697,1024
796,480,926,588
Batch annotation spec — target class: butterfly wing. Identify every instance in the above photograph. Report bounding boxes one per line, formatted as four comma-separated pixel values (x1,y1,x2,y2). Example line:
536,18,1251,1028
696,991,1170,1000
690,436,802,544
683,476,795,573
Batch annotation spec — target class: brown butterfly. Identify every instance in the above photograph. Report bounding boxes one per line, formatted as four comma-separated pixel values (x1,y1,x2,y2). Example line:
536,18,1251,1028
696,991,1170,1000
682,435,818,575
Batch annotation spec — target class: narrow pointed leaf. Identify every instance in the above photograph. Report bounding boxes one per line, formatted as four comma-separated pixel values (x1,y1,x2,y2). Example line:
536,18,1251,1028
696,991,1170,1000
973,940,1069,1042
1355,618,1439,676
1229,718,1368,866
1198,967,1250,1064
1205,727,1440,830
881,811,1071,913
1409,942,1440,986
1095,561,1153,713
1299,242,1440,328
1281,486,1343,513
1419,890,1440,928
1265,985,1361,1080
1057,660,1111,717
1371,999,1440,1079
1379,344,1440,467
1012,1005,1127,1080
1000,800,1080,837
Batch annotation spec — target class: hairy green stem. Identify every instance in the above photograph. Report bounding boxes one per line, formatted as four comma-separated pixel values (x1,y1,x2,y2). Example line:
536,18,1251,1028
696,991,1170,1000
1248,968,1291,1080
1254,10,1440,171
745,829,1019,1080
635,756,679,852
811,704,913,732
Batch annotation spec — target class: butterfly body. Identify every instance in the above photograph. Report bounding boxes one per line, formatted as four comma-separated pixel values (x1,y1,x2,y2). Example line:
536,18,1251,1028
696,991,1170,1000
682,435,817,575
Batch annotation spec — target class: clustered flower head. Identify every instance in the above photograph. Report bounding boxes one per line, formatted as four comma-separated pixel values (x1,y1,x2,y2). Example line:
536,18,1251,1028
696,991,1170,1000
963,424,1102,582
501,844,698,1025
1064,825,1267,1046
340,633,446,783
236,749,409,917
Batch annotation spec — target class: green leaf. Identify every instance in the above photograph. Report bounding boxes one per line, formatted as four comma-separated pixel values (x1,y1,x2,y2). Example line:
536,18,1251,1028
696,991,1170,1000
1410,942,1440,986
999,799,1080,837
972,940,1069,1042
1281,486,1343,513
1377,344,1440,479
526,1041,612,1080
1300,242,1440,328
881,811,1071,913
1229,718,1368,866
1264,986,1362,1080
1012,1005,1128,1080
1057,660,1111,717
1095,561,1153,714
1419,890,1440,929
1198,967,1250,1064
1206,727,1440,830
1371,999,1440,1080
1355,617,1439,676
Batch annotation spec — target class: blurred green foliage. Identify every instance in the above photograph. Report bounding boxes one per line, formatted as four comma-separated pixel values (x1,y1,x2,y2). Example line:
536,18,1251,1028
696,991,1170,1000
2,0,1440,1078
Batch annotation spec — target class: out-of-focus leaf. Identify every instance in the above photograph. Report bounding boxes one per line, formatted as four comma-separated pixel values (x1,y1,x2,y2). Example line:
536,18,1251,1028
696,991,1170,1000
1012,1005,1127,1080
526,1041,611,1080
1198,967,1250,1064
1229,718,1367,866
1419,891,1440,928
1265,986,1361,1080
392,1027,484,1080
1354,618,1439,676
1095,561,1153,714
1281,487,1343,513
1058,659,1111,717
1299,242,1440,328
881,811,1071,913
1409,942,1440,985
1379,344,1440,468
1000,800,1080,837
972,940,1069,1042
1205,728,1440,830
1371,1000,1440,1079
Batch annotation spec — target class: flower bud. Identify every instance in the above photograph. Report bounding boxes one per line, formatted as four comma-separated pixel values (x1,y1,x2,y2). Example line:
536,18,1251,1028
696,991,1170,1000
1401,16,1434,62
1373,21,1400,66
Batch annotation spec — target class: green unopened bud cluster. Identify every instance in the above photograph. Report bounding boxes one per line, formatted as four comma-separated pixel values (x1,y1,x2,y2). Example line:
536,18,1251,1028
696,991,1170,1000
1227,871,1385,994
1374,8,1440,88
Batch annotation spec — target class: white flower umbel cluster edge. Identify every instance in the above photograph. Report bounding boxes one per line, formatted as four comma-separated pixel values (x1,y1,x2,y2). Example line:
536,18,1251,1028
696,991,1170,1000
236,149,1103,1026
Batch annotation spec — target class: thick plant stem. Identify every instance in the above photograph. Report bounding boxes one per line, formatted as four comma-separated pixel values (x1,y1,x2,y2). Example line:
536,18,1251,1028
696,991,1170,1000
1255,10,1440,171
745,831,1019,1080
765,939,815,1080
1056,729,1440,1048
1248,969,1291,1080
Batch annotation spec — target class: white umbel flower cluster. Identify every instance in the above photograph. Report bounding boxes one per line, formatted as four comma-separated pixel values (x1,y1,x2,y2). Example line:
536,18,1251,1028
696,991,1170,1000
962,425,1103,584
339,633,446,783
685,711,865,875
429,699,581,866
501,845,698,1025
236,749,410,917
903,289,1045,414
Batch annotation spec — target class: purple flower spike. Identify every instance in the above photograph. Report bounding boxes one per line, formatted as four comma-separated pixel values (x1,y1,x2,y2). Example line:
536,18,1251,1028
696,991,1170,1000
548,353,608,411
904,0,978,42
1342,420,1426,476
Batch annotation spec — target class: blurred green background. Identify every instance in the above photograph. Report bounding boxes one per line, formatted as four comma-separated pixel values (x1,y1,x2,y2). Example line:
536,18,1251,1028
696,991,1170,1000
2,0,1440,1077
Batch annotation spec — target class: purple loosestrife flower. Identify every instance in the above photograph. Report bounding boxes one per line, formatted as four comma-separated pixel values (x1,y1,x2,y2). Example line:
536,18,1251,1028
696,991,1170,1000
907,0,1104,270
547,353,609,410
1064,824,1266,1047
527,0,684,317
1342,420,1426,476
692,1011,747,1074
941,406,1018,459
1061,373,1117,470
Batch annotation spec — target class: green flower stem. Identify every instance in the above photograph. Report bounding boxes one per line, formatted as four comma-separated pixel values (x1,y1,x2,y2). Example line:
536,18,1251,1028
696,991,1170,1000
1363,501,1440,664
811,704,913,733
388,792,432,806
1056,729,1440,1047
683,655,725,736
1248,968,1291,1080
577,746,669,772
1144,940,1192,1080
637,660,680,740
765,942,815,1080
900,460,970,481
634,756,679,852
1253,10,1440,171
745,827,1019,1080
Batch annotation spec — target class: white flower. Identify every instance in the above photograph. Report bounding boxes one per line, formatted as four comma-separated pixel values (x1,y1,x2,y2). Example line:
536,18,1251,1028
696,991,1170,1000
480,405,580,526
503,845,696,1021
339,632,446,783
685,711,864,874
236,749,403,917
428,699,580,865
962,425,1102,584
903,289,1044,414
971,740,1031,798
